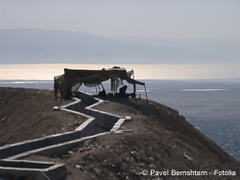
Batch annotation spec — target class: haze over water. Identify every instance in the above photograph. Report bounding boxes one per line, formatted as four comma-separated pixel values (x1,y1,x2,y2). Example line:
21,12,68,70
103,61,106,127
0,64,240,80
1,63,240,160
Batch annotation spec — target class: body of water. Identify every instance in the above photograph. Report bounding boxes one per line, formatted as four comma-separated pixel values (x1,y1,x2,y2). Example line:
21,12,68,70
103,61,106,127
0,64,240,160
0,63,240,80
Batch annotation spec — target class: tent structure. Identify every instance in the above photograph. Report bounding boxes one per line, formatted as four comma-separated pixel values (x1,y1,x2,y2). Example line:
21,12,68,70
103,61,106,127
54,67,148,101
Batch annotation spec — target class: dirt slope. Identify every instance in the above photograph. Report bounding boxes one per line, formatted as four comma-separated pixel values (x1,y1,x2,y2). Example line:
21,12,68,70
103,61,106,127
0,87,86,145
0,87,239,180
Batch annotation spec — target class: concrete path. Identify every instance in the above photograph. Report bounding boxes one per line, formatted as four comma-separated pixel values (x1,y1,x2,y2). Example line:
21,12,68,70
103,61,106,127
0,91,130,180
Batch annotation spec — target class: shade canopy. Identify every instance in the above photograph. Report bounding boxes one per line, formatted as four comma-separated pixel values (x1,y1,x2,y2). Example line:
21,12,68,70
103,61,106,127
54,67,145,98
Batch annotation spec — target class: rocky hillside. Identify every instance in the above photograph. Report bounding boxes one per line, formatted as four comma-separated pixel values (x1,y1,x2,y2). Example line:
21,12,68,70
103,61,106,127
0,87,239,179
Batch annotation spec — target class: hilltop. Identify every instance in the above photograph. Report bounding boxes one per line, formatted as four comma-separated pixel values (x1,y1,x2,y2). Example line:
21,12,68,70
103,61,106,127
0,87,239,180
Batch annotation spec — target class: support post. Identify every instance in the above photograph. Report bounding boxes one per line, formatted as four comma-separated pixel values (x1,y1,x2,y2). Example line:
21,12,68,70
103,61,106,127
144,84,149,104
95,85,98,94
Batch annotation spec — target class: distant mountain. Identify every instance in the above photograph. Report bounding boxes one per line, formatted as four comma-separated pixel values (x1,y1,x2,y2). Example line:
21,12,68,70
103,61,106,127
112,36,240,63
0,29,239,64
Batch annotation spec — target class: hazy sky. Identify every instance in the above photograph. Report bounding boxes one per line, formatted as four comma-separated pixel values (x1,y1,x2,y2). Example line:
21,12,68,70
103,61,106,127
1,0,240,40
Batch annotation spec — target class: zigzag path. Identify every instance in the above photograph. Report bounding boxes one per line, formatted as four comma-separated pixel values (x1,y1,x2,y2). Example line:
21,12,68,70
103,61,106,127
0,87,239,180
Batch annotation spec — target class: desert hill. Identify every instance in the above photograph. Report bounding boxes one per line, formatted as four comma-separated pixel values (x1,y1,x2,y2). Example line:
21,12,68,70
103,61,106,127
0,87,239,180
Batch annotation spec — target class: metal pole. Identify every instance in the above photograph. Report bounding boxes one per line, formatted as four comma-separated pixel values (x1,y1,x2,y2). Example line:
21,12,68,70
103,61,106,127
95,85,98,94
101,83,106,91
97,78,100,92
144,84,149,104
41,171,51,180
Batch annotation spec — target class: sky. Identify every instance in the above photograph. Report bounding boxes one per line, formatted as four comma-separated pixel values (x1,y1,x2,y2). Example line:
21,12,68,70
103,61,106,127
1,0,240,41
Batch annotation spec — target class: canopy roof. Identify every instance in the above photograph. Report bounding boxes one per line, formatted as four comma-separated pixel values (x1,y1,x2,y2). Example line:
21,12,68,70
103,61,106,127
64,68,144,86
54,67,146,98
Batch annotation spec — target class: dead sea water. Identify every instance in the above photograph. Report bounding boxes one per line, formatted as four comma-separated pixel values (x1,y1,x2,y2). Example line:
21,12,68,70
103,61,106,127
0,64,240,80
0,64,240,160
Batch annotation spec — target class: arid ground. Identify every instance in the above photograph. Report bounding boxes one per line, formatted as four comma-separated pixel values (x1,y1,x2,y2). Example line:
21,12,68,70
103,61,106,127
0,87,239,180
